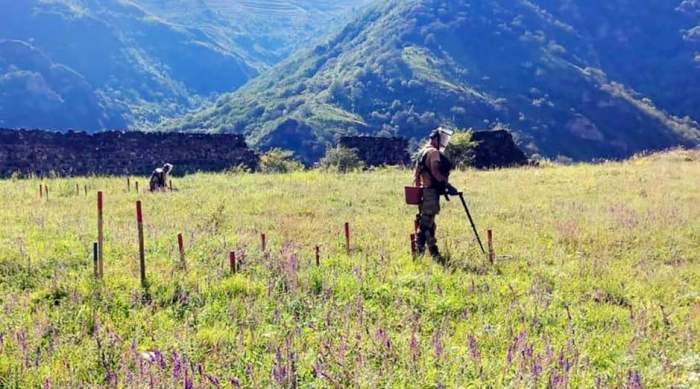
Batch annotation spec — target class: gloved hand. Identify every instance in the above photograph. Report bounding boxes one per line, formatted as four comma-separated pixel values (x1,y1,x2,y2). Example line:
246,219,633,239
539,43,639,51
446,183,461,196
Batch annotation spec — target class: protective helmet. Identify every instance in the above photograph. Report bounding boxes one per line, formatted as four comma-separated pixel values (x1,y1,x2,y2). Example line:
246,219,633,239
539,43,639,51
163,163,173,173
429,127,454,151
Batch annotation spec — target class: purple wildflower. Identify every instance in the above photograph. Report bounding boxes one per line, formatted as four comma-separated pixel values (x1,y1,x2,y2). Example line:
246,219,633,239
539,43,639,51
172,352,183,380
376,328,391,350
338,336,347,365
245,363,254,382
312,358,323,378
627,370,642,389
431,329,443,361
549,372,562,388
410,332,419,362
506,343,514,366
272,348,287,385
154,350,166,369
43,378,51,389
531,356,542,380
106,371,117,386
15,330,28,366
467,335,480,360
184,371,193,389
229,377,241,388
206,373,221,387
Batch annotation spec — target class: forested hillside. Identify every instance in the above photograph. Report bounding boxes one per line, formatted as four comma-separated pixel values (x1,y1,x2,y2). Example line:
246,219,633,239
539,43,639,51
162,0,700,162
0,0,369,131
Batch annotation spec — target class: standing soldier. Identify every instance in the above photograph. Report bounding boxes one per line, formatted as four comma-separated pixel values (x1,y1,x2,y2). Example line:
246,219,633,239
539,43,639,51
149,163,173,192
413,127,455,262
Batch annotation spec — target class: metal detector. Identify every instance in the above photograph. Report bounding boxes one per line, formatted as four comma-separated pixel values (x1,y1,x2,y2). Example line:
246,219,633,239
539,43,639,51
445,184,486,255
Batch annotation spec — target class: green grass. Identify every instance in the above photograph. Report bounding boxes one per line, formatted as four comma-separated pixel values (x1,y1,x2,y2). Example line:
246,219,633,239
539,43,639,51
0,150,698,387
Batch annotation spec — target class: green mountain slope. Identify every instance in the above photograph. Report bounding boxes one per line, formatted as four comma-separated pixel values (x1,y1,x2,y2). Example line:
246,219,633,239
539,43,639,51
135,0,372,67
0,0,371,131
161,0,700,162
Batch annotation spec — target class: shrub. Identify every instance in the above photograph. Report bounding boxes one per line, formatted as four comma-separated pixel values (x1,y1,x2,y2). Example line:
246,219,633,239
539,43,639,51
444,130,478,169
318,146,365,173
259,149,305,174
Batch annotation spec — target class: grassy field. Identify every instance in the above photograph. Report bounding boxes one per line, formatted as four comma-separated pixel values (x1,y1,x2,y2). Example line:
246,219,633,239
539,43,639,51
0,150,698,387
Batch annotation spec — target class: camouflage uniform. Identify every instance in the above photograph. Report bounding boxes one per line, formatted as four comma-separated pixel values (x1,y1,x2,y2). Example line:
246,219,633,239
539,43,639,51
416,187,441,257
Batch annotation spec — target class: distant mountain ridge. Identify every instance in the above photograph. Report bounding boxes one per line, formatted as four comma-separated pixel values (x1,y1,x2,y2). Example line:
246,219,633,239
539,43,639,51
161,0,700,162
0,0,370,131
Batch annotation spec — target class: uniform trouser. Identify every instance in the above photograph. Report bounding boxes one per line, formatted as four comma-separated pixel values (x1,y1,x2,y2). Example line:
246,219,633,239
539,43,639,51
416,188,440,254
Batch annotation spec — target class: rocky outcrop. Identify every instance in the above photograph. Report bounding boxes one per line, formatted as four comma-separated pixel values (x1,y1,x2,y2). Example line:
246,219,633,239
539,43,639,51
0,129,258,177
471,130,529,169
339,136,411,166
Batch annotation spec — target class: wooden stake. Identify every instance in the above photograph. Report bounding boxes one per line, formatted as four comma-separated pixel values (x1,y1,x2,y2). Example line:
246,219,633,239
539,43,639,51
136,201,146,288
177,233,186,270
344,222,351,254
97,191,104,278
261,233,266,252
135,181,139,193
229,251,236,274
315,246,320,267
169,179,173,191
127,178,131,192
487,229,495,264
39,184,43,199
76,183,80,196
93,242,98,278
44,185,48,200
84,185,87,196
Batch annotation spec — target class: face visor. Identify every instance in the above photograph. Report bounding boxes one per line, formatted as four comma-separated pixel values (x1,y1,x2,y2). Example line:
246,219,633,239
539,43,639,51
435,127,453,151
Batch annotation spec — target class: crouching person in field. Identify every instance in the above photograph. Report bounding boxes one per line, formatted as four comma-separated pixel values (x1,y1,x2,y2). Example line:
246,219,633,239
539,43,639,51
149,163,173,192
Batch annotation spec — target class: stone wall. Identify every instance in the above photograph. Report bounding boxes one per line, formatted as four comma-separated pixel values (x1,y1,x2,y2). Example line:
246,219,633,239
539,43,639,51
0,129,258,177
471,130,529,169
339,136,411,166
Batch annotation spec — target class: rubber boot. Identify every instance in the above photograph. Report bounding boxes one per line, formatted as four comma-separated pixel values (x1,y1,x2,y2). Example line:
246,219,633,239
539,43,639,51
416,229,427,255
429,245,442,264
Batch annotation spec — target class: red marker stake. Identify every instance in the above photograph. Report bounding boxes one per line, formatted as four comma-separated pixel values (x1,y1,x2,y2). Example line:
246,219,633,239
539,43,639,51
97,192,104,278
177,233,186,270
487,229,495,265
229,251,236,274
261,233,266,252
344,222,351,254
315,246,320,267
136,201,146,288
